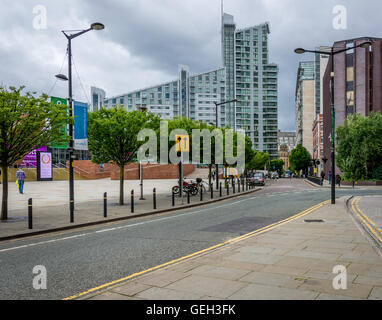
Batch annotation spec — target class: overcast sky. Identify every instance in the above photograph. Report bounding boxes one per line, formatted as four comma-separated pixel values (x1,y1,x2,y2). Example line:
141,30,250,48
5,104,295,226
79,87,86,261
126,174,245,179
0,0,380,131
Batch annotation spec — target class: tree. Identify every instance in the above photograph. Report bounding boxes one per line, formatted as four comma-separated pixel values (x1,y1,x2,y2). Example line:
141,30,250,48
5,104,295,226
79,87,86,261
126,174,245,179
268,159,285,176
246,151,269,172
0,86,71,220
289,144,311,174
88,107,160,205
336,112,382,180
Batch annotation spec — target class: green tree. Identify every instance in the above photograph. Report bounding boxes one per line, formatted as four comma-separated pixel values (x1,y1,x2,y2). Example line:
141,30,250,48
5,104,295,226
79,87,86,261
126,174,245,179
0,86,71,220
268,159,285,176
289,144,311,174
88,107,160,205
247,151,269,172
337,112,382,180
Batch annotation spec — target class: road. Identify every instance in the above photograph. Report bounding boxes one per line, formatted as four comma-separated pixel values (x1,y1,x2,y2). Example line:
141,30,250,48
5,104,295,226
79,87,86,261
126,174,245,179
0,178,381,300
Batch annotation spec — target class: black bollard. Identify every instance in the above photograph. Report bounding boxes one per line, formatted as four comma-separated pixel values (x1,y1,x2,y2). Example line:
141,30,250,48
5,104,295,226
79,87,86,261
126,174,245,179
172,191,175,207
210,184,213,199
233,180,235,194
103,192,107,218
226,182,229,196
28,198,32,229
153,188,157,209
238,179,240,192
187,190,190,204
200,185,203,201
220,182,222,197
131,190,134,213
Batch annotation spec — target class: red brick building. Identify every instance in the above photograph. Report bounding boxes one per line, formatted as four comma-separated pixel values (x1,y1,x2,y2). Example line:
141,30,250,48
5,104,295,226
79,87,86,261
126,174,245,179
322,37,382,176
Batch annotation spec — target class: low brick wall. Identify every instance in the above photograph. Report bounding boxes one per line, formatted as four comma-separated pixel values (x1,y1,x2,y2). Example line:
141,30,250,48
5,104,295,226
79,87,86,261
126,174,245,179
110,163,195,180
341,180,382,186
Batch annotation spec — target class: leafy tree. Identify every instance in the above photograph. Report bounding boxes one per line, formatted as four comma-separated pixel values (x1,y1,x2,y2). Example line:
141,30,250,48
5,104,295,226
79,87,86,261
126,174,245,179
247,151,269,172
88,107,160,205
337,112,382,180
268,159,285,176
0,86,71,220
289,144,311,174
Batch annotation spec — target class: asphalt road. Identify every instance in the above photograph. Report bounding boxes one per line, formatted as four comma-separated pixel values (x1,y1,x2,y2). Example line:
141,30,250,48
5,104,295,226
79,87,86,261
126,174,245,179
0,178,381,300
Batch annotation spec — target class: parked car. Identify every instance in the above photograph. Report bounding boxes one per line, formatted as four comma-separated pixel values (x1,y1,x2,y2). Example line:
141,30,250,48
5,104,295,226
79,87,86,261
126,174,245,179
248,172,265,186
271,172,279,179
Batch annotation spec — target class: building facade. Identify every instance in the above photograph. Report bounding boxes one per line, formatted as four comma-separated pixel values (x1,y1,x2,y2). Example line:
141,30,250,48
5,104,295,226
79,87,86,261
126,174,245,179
278,144,290,172
322,37,382,176
295,61,315,156
96,13,279,158
277,130,296,152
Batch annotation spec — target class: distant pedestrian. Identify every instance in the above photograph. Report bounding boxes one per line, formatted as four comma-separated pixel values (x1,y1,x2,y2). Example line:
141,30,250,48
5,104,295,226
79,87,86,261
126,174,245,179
16,167,26,194
320,170,325,186
328,171,332,185
336,174,341,187
352,180,355,188
212,170,216,181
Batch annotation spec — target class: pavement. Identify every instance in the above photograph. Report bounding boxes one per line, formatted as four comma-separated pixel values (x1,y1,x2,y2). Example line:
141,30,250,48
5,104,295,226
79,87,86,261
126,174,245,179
78,195,382,300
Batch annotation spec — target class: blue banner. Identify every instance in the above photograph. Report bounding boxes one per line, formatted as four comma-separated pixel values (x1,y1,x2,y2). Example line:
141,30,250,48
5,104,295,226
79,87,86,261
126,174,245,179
73,101,88,150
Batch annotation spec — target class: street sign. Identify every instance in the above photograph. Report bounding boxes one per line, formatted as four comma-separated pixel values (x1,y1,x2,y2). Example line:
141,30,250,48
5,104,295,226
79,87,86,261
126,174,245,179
175,134,189,152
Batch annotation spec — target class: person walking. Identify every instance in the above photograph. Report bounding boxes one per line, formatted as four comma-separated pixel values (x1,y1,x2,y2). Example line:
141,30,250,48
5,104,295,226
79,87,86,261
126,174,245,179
320,170,325,186
16,167,26,194
328,171,332,185
336,174,341,187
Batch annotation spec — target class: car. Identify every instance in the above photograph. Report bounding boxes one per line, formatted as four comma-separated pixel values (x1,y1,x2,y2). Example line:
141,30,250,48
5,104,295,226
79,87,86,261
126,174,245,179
271,172,279,179
248,172,265,186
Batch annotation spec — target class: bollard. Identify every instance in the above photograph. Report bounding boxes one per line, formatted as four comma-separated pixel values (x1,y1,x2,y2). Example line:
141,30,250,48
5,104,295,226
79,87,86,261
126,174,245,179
233,180,235,194
172,191,175,207
187,190,190,204
226,182,229,196
103,192,107,218
210,183,213,199
131,190,134,213
219,182,222,197
28,198,33,229
200,185,203,201
153,188,157,209
238,179,240,192
242,178,245,192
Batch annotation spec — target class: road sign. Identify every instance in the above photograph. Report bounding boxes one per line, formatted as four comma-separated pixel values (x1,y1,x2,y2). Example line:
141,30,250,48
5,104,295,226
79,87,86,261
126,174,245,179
175,134,189,152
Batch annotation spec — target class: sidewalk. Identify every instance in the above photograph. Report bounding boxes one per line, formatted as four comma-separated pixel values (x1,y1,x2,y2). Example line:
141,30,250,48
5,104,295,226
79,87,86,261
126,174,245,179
78,196,382,300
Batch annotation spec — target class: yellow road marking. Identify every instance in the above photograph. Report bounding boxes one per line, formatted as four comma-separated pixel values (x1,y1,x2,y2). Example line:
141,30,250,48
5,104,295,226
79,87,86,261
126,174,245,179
63,199,330,300
352,197,382,243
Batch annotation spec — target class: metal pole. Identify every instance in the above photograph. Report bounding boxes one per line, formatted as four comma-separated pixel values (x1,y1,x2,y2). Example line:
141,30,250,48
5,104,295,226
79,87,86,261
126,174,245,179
220,182,222,197
68,38,75,223
330,48,336,205
131,190,134,213
215,103,219,190
28,198,32,229
139,161,145,200
210,183,213,199
200,185,203,201
103,192,107,218
172,190,175,206
153,188,156,209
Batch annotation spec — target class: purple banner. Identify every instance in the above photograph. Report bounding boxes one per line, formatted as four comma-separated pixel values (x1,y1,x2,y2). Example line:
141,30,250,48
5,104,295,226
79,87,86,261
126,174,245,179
21,146,47,168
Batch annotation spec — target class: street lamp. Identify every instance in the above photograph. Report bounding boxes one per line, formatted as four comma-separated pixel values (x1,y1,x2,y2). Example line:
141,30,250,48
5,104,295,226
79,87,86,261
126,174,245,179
213,99,238,190
56,22,104,223
294,40,372,204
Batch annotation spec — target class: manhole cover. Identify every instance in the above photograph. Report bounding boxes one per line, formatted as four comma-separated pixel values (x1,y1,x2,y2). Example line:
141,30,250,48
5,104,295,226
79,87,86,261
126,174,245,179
304,219,325,223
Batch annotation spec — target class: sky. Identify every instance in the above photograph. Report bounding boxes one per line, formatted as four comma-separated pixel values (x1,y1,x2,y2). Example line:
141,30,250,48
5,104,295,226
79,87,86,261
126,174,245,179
0,0,380,132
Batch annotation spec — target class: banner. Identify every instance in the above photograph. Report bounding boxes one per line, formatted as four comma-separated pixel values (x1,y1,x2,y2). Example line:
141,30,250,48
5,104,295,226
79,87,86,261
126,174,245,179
73,101,88,150
51,96,68,149
37,151,53,181
21,146,47,168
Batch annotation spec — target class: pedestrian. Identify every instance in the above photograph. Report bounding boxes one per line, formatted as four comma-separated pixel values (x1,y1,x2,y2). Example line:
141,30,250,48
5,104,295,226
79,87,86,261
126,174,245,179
328,171,332,185
16,167,26,194
320,170,325,186
352,180,355,188
336,174,341,187
212,170,215,181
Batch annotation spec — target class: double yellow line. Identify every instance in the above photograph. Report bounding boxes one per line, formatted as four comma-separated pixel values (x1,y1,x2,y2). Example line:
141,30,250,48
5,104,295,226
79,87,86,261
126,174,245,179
63,199,329,300
351,197,382,243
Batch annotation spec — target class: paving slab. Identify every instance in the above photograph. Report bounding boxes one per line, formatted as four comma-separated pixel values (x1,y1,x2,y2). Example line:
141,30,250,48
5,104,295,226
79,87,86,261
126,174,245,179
81,196,382,300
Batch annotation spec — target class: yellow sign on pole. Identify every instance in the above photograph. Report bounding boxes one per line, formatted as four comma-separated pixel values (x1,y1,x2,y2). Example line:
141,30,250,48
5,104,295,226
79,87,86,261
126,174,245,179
175,134,189,152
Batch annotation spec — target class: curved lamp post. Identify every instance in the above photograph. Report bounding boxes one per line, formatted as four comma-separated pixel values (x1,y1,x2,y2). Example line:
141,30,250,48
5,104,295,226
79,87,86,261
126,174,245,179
56,22,104,223
294,40,372,204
